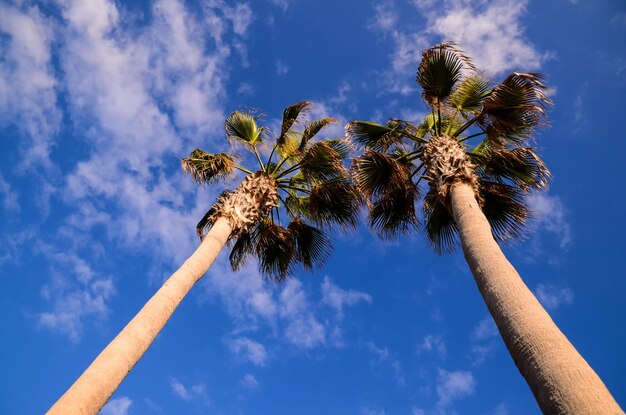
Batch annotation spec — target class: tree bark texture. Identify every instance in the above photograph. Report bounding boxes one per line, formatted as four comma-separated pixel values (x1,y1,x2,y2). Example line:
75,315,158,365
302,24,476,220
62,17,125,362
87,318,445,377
449,182,623,414
47,217,232,415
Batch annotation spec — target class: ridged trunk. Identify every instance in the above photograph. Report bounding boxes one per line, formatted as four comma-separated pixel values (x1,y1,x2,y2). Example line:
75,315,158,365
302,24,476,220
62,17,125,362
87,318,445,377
449,182,623,414
47,172,279,415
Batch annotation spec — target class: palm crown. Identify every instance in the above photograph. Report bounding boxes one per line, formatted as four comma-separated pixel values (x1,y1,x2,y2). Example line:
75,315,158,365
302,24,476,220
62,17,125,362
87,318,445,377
182,101,360,281
347,42,552,253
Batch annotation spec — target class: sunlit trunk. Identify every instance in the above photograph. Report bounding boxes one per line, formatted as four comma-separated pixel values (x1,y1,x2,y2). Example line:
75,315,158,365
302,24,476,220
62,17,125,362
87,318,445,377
449,182,623,414
47,217,232,415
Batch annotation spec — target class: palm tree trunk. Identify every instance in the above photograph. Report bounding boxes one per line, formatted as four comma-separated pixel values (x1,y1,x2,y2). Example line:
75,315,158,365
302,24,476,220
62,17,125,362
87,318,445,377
449,182,623,414
47,217,232,415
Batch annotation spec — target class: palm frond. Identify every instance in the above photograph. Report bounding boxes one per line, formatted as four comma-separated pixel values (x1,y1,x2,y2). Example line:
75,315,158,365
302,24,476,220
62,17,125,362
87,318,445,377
480,72,552,137
300,117,338,150
368,186,419,240
450,75,490,114
308,178,361,229
181,149,236,185
423,189,458,254
299,141,346,182
278,101,312,146
471,143,551,191
287,218,333,270
254,219,296,282
345,120,404,151
479,180,529,242
417,41,476,106
229,227,256,271
225,111,264,146
351,150,414,199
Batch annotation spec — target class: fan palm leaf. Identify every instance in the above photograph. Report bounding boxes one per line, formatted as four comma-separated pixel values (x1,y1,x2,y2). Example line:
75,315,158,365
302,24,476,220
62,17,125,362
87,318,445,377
225,111,264,146
181,149,236,185
288,218,332,270
299,117,338,150
417,41,476,106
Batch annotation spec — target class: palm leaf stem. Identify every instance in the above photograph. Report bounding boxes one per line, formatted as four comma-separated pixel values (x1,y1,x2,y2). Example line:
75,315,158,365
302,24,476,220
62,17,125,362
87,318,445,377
437,100,442,135
253,147,266,172
272,154,293,175
233,165,254,175
278,194,295,217
452,111,483,138
266,143,278,167
445,110,459,135
458,131,486,142
410,163,424,180
279,184,311,194
275,162,302,179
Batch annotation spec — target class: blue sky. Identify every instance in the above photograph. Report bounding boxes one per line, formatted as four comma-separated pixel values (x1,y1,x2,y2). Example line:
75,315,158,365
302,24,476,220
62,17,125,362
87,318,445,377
1,0,625,414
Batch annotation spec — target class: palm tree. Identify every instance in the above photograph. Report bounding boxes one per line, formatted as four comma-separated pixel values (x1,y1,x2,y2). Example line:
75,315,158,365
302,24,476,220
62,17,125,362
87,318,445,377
48,101,360,415
347,43,623,414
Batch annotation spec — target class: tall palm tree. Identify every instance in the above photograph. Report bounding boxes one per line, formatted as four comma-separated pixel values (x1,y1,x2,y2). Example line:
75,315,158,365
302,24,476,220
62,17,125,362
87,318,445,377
347,43,623,414
48,101,360,415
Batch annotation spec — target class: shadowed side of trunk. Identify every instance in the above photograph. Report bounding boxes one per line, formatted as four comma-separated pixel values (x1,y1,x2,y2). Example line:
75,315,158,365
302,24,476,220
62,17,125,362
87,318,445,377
47,217,232,415
449,182,623,415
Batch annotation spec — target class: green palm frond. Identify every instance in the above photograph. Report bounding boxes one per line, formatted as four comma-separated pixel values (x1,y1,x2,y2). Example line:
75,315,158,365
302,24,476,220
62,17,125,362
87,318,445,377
450,75,490,114
417,41,476,106
287,218,332,270
345,120,404,150
229,226,256,271
471,143,551,191
352,150,414,199
284,194,313,220
278,101,312,146
299,141,346,182
254,219,296,282
300,117,338,150
368,186,419,239
479,180,529,242
196,190,231,239
423,189,458,254
308,178,361,229
225,111,264,146
480,72,552,137
181,149,236,185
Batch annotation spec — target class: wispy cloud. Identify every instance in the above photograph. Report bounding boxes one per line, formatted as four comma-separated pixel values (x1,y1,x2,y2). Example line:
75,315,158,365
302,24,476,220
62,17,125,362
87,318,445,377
227,337,269,367
276,60,290,75
0,173,20,213
527,193,572,249
436,368,476,408
241,373,260,389
321,276,372,319
535,283,574,310
0,2,61,169
100,397,132,415
169,377,209,404
469,316,499,366
416,334,447,359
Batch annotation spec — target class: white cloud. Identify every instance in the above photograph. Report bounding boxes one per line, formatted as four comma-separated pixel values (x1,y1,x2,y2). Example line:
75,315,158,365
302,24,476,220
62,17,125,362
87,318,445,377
0,173,20,212
241,373,259,389
436,369,476,407
469,316,499,366
527,193,572,248
227,337,268,367
0,2,60,168
368,0,547,96
276,60,290,75
36,247,115,342
611,12,626,27
100,396,132,415
321,276,372,319
268,0,290,12
535,283,574,310
470,316,498,341
423,0,547,76
169,377,209,403
416,334,447,359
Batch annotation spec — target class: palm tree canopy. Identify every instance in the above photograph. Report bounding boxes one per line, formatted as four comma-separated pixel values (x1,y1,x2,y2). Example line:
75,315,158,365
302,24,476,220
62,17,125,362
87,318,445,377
182,102,360,282
347,42,552,253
